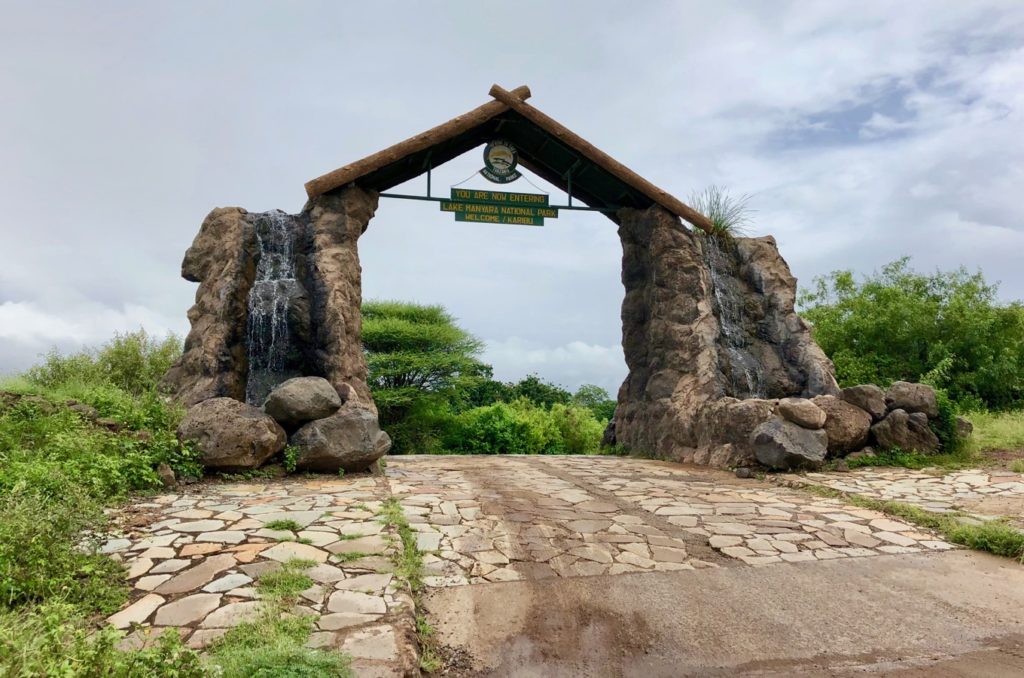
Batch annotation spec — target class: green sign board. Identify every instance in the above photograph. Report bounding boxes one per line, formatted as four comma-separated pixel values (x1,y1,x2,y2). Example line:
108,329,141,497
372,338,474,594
442,188,557,226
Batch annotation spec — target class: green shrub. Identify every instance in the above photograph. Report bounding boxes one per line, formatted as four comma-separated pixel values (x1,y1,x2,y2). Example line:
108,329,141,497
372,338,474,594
442,399,605,455
800,258,1024,410
0,488,125,614
0,602,205,678
25,329,181,397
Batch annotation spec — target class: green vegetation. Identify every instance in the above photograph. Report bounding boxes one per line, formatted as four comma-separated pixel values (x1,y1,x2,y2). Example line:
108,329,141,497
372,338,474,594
363,301,613,455
0,330,211,675
966,409,1024,453
0,603,205,677
264,519,303,532
802,484,1024,561
378,498,440,672
689,185,753,240
800,258,1024,411
208,613,351,678
255,560,314,599
843,446,977,471
208,558,351,676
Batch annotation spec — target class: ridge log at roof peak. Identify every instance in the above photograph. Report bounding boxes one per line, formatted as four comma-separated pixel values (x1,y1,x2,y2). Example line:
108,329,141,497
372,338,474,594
304,84,713,233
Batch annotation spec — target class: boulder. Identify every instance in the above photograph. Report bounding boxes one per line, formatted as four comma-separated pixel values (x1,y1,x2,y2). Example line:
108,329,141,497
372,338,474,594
841,384,886,421
885,381,938,418
751,417,828,470
871,409,940,454
811,395,871,455
177,397,286,469
956,416,974,439
290,406,391,473
777,398,826,429
263,376,343,428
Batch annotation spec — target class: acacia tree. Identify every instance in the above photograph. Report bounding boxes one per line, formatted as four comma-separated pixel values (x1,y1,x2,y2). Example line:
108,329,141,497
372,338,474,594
362,301,490,416
799,258,1024,410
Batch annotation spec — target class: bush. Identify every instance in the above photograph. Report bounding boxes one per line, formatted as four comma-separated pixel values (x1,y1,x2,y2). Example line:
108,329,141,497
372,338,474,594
443,399,605,456
26,329,181,397
0,602,205,678
800,258,1024,410
0,488,125,613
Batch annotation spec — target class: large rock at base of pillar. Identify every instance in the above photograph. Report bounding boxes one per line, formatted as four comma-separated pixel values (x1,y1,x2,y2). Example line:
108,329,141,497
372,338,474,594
263,376,343,428
289,406,391,473
751,417,828,470
885,381,939,418
872,409,940,453
812,395,872,455
177,397,286,470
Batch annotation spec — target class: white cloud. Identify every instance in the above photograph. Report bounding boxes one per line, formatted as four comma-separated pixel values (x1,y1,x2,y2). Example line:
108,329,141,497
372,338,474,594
482,337,626,396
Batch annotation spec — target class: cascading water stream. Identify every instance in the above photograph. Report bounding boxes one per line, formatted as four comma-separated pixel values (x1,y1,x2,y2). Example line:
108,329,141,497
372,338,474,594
704,236,765,398
245,211,301,405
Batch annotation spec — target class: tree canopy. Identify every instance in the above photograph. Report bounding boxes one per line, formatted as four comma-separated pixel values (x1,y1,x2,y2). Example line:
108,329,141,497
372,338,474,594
799,258,1024,410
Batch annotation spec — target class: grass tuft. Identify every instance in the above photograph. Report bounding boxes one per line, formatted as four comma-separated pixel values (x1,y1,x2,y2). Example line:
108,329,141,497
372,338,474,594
256,559,314,601
689,185,753,240
264,519,303,532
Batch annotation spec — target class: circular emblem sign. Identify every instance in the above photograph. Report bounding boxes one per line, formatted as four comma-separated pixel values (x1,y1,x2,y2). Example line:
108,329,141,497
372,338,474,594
480,140,522,184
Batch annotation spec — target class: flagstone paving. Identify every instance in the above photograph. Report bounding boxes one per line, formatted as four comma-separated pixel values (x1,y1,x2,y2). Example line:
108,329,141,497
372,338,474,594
102,475,417,677
386,456,953,580
103,456,967,676
781,467,1024,526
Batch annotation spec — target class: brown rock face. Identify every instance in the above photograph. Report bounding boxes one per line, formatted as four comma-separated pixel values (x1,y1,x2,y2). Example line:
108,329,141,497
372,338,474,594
841,384,887,421
812,395,872,455
263,376,343,429
305,187,379,412
611,205,839,465
872,409,940,453
290,405,392,473
778,398,827,429
885,381,939,418
161,208,256,405
177,397,286,469
751,417,828,470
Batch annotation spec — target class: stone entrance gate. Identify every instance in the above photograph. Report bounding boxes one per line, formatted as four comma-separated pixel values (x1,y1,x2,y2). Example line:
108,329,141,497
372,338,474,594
162,84,899,470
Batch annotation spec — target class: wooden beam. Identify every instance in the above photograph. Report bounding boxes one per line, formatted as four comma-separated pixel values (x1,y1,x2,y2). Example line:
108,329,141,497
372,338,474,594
488,84,713,233
304,85,532,199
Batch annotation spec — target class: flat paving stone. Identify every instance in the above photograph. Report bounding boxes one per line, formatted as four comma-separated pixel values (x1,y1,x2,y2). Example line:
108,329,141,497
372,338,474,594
154,593,221,626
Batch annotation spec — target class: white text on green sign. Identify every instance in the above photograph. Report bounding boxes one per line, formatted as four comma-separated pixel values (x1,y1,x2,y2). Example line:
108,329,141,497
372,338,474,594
439,201,558,219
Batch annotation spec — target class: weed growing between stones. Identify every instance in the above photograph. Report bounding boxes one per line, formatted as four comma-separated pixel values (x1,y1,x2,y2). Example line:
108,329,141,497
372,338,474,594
377,497,441,673
801,484,1024,561
264,519,303,532
255,559,314,599
842,445,979,471
332,551,371,563
207,558,352,677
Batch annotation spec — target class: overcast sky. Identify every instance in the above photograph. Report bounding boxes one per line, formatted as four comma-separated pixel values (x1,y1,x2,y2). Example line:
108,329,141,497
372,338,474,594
2,1,1023,395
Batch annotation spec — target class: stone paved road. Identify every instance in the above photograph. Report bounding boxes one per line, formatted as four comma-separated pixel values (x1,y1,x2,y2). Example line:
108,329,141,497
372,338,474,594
104,456,1024,677
783,467,1024,526
103,475,417,677
389,455,953,582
